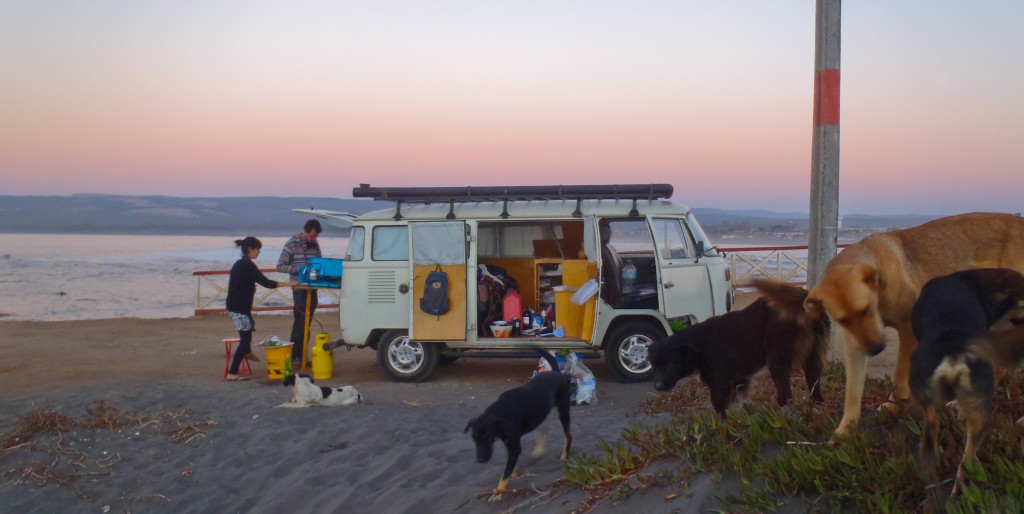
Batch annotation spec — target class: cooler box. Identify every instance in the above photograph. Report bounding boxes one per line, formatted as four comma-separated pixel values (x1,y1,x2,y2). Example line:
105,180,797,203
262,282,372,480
301,257,343,288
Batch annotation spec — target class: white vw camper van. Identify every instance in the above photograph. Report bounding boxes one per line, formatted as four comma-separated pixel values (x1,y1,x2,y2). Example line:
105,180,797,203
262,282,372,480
307,184,732,383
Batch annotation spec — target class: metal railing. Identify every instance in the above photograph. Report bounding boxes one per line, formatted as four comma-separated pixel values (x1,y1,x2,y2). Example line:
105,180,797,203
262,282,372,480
722,244,848,289
192,269,340,316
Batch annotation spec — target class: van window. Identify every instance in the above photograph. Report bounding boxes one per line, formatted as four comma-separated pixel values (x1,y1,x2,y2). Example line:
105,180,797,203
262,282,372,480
602,219,655,255
686,213,720,256
478,221,581,259
599,218,657,309
478,222,549,258
372,226,409,261
346,226,365,261
411,222,465,265
651,218,695,259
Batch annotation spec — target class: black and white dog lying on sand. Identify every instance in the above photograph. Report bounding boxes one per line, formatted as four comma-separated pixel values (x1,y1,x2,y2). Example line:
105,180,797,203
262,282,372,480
465,351,574,502
278,374,363,408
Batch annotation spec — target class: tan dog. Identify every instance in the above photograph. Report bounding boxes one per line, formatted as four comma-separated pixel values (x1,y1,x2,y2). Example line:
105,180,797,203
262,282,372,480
804,212,1024,436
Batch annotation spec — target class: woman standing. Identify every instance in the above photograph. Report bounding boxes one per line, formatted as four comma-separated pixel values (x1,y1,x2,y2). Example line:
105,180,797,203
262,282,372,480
226,237,294,381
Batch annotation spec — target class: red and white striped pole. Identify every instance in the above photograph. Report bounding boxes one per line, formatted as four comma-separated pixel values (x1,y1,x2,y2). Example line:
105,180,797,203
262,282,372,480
807,0,841,288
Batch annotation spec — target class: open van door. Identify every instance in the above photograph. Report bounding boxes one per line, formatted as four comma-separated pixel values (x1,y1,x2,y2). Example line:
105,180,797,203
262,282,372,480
649,216,715,323
291,209,357,228
409,221,468,341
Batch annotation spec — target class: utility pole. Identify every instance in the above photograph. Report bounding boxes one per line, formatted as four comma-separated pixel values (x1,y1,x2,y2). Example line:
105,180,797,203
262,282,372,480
807,0,841,288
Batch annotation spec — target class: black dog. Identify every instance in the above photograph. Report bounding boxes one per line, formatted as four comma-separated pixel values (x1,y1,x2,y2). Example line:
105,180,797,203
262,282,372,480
649,279,829,417
464,351,573,502
909,268,1024,496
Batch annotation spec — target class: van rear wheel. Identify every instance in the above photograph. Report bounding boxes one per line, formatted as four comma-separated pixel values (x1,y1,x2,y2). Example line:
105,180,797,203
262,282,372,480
377,331,438,383
603,321,662,383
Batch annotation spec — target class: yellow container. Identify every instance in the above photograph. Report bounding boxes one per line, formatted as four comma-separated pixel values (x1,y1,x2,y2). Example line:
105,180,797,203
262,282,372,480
555,289,582,339
263,342,294,380
312,333,334,380
579,297,596,341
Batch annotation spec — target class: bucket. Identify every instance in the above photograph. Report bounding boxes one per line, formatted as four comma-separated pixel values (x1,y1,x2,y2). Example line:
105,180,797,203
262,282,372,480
263,342,295,380
312,333,334,380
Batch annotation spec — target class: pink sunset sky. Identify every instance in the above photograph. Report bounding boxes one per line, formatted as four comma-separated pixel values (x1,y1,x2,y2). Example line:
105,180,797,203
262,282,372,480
1,2,1021,215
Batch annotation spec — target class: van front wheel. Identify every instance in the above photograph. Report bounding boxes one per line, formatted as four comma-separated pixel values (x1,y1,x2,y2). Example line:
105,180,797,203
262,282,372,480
603,322,662,383
377,331,438,383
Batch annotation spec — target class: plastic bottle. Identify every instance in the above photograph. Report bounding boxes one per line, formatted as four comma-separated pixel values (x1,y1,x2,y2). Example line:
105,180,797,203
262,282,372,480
622,260,637,295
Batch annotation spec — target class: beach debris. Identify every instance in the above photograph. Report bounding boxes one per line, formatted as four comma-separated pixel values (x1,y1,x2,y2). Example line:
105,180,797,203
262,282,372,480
401,399,432,408
102,506,110,513
0,400,214,498
1,409,76,449
319,442,349,454
167,417,215,444
182,470,192,477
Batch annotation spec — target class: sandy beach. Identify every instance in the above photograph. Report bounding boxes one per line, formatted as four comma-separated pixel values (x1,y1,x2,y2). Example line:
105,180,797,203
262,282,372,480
0,293,899,513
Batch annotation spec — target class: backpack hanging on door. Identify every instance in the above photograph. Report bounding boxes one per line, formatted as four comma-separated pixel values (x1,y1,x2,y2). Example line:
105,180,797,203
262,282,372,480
420,265,451,317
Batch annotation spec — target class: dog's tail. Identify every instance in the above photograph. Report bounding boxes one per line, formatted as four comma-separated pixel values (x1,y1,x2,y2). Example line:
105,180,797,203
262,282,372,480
967,326,1024,370
753,278,830,368
537,349,562,374
751,279,811,322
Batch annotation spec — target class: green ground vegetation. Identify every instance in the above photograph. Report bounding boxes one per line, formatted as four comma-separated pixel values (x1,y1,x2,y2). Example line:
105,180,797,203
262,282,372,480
563,362,1024,513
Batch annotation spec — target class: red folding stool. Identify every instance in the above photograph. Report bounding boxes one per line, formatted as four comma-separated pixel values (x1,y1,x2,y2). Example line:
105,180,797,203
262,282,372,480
223,338,253,378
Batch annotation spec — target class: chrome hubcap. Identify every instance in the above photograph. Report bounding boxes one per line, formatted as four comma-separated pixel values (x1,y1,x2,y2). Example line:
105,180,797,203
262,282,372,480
388,336,423,373
618,335,652,374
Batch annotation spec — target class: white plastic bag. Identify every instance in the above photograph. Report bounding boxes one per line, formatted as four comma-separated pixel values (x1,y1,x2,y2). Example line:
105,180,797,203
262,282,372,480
565,353,597,406
535,351,597,406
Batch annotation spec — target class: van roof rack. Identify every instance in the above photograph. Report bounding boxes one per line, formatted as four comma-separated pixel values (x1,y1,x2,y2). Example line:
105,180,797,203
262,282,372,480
353,183,672,203
352,184,673,220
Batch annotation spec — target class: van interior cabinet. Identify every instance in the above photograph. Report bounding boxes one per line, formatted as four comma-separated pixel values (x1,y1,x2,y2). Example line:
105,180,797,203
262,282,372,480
479,258,590,313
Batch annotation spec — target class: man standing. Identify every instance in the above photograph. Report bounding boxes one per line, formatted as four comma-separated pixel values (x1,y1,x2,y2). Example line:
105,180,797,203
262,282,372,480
277,219,323,364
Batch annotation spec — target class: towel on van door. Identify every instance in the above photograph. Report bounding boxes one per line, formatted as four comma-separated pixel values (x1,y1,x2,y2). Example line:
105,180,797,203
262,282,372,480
420,265,451,317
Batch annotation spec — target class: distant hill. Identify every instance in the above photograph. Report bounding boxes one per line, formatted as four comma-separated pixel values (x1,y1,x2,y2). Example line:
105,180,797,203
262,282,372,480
691,208,940,231
0,194,942,236
0,194,390,236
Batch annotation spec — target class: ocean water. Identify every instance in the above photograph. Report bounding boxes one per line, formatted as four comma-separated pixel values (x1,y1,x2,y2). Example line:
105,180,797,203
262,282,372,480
0,234,348,322
0,234,815,322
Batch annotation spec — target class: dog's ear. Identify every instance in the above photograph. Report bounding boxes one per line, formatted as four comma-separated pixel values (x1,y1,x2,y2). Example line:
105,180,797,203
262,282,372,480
853,263,880,291
464,418,476,434
804,289,824,320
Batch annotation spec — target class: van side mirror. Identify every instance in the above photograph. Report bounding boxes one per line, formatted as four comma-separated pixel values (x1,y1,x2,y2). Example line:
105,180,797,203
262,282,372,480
695,241,704,263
